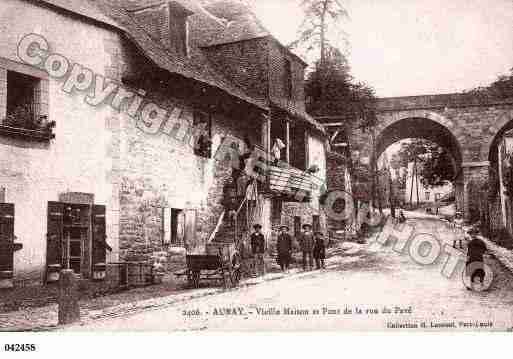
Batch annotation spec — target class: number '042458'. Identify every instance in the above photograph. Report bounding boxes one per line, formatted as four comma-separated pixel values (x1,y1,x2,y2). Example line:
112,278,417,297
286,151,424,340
4,344,36,352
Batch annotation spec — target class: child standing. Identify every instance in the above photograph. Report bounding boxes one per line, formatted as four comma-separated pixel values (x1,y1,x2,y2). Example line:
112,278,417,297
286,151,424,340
313,231,326,269
453,211,464,249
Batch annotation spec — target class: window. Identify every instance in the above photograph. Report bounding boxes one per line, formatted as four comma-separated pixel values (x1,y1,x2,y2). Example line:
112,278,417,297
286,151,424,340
47,202,108,279
272,199,282,227
169,12,189,57
193,110,212,158
270,118,287,164
290,125,307,170
294,216,301,236
163,207,185,245
5,71,41,129
284,59,293,99
435,193,441,201
0,61,53,140
425,192,430,200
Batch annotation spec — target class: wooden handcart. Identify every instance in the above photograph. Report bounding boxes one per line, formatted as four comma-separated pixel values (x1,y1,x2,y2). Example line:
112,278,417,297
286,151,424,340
176,243,241,289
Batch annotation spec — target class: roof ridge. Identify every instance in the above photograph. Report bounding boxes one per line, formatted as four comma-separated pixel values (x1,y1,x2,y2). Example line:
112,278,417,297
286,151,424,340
95,1,267,110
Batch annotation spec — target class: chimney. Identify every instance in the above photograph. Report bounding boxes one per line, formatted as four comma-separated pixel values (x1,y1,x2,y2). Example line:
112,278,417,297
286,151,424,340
130,1,194,57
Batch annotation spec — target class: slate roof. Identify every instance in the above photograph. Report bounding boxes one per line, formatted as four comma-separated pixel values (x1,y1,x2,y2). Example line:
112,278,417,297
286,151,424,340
39,0,122,29
99,0,270,110
31,0,324,133
200,1,270,46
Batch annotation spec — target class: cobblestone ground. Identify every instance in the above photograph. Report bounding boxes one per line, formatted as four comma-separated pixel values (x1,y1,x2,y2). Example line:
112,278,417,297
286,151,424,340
61,215,513,332
0,265,305,331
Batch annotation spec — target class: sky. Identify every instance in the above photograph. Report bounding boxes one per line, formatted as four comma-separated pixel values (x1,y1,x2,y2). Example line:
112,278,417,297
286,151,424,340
252,0,513,97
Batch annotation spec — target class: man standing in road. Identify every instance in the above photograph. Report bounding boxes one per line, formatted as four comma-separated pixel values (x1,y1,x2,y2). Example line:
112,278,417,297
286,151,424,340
277,225,293,272
313,231,326,270
250,224,266,277
465,229,488,290
298,223,314,271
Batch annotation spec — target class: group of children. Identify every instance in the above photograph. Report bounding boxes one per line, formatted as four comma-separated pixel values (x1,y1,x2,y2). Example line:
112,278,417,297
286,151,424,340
250,223,327,276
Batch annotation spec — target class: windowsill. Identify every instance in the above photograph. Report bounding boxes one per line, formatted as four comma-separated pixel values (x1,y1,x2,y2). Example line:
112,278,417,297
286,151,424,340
0,124,55,142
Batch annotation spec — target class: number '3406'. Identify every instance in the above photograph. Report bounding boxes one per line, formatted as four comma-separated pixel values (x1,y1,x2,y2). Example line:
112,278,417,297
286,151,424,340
4,344,36,352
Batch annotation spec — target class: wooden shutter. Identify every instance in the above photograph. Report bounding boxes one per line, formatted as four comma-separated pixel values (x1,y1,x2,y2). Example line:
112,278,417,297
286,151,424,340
293,216,301,237
0,203,15,272
46,202,64,269
177,211,185,245
184,209,196,249
92,205,107,269
163,207,171,245
271,199,282,227
313,215,320,233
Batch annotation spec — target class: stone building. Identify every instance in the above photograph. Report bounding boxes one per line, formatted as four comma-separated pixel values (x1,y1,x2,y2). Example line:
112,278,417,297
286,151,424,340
0,0,328,288
494,130,513,234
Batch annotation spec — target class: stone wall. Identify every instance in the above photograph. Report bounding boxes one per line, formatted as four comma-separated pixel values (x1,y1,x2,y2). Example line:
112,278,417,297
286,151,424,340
350,93,513,220
116,101,263,262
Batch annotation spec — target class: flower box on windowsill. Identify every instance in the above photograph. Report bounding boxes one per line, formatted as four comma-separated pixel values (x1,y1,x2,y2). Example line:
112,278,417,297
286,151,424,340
0,124,55,142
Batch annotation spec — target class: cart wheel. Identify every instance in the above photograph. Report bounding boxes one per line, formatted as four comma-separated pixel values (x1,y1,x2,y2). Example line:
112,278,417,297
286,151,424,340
192,270,200,288
222,272,231,289
231,268,241,286
186,270,193,287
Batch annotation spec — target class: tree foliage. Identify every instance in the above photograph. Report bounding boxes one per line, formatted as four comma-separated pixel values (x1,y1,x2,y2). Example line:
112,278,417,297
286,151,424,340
304,46,377,130
289,0,349,64
396,139,455,188
465,67,513,100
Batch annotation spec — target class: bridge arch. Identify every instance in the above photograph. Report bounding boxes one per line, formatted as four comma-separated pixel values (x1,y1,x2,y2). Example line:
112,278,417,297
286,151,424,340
321,94,513,220
487,109,513,165
371,112,464,213
375,112,463,171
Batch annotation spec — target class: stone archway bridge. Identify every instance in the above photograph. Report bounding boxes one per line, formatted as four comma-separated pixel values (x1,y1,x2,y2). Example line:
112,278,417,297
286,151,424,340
320,93,513,220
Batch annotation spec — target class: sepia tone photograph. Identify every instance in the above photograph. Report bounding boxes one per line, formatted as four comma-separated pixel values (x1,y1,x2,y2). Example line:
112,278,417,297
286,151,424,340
0,0,513,338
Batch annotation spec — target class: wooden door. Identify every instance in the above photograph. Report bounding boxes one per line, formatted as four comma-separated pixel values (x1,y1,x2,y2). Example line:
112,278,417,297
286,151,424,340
92,205,107,274
0,203,15,273
47,202,64,272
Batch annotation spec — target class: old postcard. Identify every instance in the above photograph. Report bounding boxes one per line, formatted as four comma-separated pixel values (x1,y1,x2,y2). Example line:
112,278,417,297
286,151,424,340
1,0,513,338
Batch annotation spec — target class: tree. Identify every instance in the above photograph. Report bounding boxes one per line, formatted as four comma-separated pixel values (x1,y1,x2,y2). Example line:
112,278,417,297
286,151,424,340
465,67,513,100
289,0,349,66
304,46,377,130
396,139,455,188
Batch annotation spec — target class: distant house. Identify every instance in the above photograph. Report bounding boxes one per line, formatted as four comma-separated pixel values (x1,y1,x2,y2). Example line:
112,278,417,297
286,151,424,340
0,0,327,288
403,162,453,205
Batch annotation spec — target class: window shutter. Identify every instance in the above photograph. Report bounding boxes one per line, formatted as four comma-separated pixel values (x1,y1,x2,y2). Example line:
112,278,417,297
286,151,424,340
92,205,107,268
293,216,301,237
163,207,171,245
46,201,64,268
0,203,15,272
184,209,196,249
313,215,320,233
177,211,185,245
